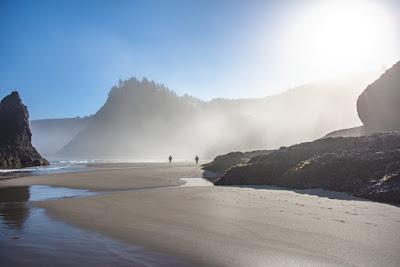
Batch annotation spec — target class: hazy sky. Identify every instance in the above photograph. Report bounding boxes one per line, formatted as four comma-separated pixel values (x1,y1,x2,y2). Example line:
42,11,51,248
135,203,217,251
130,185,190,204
1,0,399,119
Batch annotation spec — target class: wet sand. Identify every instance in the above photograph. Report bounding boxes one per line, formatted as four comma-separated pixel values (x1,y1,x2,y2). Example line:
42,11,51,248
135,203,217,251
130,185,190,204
2,163,400,266
0,185,187,266
0,162,201,190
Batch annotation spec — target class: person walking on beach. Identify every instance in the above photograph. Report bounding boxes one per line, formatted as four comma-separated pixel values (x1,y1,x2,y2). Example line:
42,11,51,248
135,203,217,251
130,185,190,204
195,155,199,165
169,155,172,164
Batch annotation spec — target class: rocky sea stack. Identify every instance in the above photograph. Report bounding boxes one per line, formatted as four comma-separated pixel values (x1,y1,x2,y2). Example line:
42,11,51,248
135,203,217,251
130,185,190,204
357,61,400,134
0,91,48,168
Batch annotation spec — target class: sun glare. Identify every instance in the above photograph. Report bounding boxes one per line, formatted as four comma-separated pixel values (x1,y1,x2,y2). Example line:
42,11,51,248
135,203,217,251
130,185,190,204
281,0,398,82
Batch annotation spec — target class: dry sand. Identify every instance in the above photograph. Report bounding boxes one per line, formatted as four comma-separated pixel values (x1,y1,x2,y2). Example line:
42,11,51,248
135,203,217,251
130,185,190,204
1,163,400,266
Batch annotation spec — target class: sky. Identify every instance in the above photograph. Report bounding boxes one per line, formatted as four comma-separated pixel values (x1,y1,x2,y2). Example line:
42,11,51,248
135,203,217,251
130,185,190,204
0,0,399,119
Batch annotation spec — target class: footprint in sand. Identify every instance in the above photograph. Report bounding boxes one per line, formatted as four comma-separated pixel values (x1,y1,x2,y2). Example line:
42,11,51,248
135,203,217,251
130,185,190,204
365,222,379,227
345,211,358,216
332,219,346,223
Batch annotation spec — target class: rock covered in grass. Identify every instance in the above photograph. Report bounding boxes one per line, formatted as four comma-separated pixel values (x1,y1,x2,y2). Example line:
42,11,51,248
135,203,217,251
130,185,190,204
202,150,272,174
215,132,400,204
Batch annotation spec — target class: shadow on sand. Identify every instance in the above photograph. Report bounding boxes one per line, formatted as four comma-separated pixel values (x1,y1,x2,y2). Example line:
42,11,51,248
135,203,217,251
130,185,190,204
229,184,368,202
202,170,222,183
201,170,366,202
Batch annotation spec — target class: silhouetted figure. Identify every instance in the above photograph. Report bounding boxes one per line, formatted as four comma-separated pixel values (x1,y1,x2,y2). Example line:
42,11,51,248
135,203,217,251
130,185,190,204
169,155,172,164
195,155,199,164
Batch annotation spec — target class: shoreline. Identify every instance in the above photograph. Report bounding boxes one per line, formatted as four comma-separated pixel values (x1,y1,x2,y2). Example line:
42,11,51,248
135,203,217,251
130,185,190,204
0,162,201,190
1,163,400,266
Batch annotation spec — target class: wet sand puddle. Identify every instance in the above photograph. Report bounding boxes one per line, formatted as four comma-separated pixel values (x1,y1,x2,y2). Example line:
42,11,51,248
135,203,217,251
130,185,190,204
180,178,214,187
0,185,187,266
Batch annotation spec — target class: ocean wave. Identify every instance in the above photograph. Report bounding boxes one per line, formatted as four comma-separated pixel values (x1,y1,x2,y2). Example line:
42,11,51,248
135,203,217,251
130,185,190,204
0,165,70,173
55,160,94,164
0,161,90,176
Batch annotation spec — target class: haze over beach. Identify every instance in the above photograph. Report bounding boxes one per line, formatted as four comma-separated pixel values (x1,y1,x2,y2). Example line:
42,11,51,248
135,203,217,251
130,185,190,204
1,0,400,266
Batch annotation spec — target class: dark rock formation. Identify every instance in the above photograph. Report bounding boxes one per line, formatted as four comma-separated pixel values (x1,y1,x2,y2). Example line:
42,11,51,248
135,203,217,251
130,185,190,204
0,91,48,168
357,61,400,133
215,132,400,204
202,150,271,174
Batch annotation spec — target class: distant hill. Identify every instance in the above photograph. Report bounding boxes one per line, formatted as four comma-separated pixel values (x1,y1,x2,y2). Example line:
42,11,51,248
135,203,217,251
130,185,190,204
54,75,372,160
322,126,365,139
30,117,92,157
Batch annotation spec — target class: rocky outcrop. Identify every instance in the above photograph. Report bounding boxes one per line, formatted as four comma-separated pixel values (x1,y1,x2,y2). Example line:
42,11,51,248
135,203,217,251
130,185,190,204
0,91,48,168
215,132,400,204
357,61,400,133
202,150,271,174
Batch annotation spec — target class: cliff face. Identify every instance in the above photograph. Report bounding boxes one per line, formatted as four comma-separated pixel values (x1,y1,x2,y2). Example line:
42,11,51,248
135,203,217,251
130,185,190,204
215,132,400,204
0,91,48,168
357,61,400,133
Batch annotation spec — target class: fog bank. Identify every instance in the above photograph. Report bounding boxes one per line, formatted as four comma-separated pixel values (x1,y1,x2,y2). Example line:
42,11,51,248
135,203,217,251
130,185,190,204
38,74,376,161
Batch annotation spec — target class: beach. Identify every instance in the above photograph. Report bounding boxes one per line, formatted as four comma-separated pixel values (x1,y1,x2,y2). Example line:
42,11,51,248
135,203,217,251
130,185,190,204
1,163,400,266
0,162,201,190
